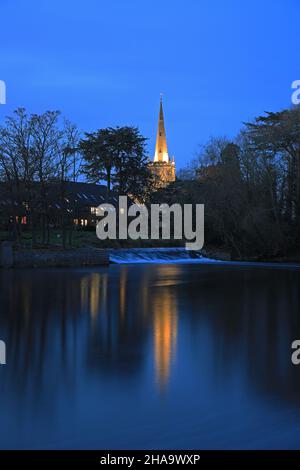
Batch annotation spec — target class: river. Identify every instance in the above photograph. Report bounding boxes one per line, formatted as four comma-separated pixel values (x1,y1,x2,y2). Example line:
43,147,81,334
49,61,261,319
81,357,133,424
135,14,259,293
0,253,300,449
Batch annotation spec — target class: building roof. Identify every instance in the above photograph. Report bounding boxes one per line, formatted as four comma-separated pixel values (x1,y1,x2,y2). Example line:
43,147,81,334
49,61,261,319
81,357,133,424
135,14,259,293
61,181,119,208
0,180,120,214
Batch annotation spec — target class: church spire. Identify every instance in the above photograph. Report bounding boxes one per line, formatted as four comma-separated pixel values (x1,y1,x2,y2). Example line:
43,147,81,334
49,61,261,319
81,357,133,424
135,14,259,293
149,95,176,188
154,95,169,163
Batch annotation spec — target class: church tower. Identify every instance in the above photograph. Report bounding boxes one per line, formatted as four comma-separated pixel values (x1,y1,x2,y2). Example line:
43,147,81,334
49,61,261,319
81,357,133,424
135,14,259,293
149,96,176,188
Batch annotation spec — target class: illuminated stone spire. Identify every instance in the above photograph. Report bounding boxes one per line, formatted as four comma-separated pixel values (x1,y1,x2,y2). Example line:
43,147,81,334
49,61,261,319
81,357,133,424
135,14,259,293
149,95,176,188
154,95,169,163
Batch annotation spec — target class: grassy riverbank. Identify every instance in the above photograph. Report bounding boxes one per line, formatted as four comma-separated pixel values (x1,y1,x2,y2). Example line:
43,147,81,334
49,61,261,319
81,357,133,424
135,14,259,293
3,229,300,264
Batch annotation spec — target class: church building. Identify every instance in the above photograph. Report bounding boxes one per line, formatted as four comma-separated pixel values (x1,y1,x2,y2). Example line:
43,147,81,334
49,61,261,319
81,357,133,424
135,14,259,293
148,96,176,188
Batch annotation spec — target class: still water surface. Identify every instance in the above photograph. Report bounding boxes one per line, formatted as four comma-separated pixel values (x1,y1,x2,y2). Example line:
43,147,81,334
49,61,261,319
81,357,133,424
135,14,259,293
1,263,300,449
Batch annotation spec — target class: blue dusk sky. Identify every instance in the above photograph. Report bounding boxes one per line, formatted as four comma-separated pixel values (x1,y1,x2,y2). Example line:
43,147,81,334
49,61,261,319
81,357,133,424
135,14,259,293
0,0,299,169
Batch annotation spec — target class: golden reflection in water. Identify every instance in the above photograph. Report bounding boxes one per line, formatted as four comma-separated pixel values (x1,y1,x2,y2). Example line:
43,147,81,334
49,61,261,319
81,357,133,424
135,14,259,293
119,267,127,321
80,276,89,310
79,266,179,389
101,273,108,311
153,292,177,389
90,273,101,321
152,267,179,390
80,273,108,325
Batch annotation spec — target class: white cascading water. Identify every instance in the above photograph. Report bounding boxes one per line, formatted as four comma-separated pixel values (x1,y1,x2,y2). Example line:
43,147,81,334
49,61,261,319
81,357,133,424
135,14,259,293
109,247,219,264
109,248,300,268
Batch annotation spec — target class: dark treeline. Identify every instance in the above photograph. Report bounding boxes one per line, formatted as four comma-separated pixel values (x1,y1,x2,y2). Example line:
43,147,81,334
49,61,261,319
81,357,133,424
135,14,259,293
0,108,154,248
157,106,300,259
0,108,81,247
1,105,300,258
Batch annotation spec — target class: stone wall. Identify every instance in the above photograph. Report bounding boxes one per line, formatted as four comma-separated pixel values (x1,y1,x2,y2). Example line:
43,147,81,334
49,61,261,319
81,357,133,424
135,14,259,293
0,244,109,268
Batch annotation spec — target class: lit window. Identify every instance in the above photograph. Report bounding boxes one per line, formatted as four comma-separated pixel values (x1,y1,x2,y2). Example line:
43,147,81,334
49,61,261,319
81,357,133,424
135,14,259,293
16,215,27,224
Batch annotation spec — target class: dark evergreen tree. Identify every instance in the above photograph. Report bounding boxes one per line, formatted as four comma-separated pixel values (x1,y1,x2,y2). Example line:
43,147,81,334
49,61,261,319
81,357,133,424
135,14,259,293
80,126,155,201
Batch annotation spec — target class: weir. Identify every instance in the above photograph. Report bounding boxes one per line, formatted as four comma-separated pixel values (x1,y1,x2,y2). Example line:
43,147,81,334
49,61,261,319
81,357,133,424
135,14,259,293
109,247,219,264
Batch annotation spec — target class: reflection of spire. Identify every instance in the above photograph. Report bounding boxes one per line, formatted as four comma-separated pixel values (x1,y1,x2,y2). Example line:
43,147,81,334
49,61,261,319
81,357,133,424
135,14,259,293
153,289,177,389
